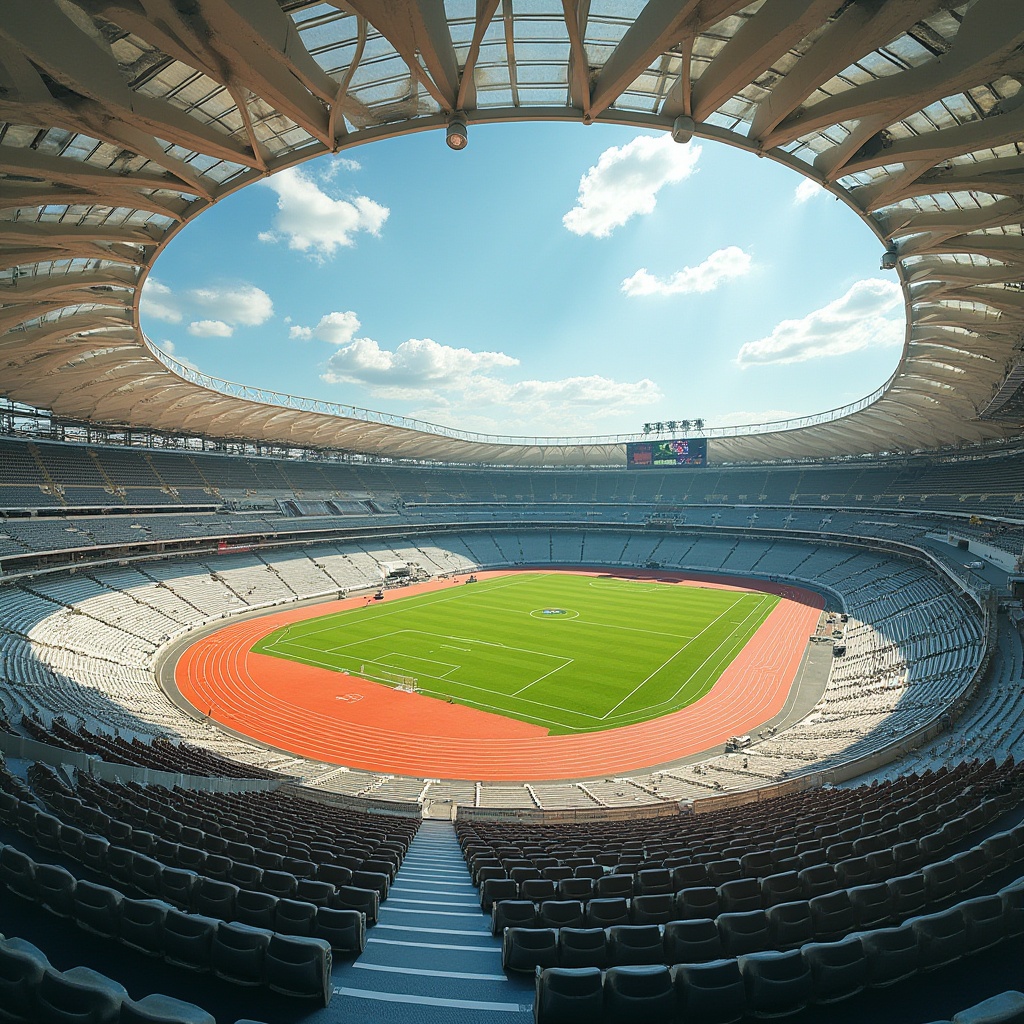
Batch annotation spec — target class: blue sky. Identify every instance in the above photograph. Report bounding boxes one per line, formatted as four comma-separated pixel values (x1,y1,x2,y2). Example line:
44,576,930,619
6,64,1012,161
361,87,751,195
141,122,905,439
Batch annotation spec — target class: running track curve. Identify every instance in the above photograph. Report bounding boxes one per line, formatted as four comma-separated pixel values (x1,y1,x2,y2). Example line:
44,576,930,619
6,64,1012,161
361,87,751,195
173,569,824,782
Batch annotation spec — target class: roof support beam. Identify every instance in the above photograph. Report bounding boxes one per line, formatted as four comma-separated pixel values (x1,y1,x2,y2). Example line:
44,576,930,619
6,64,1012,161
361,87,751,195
563,0,593,119
772,0,1024,158
333,0,461,111
587,0,758,120
690,0,844,126
456,0,502,112
748,0,948,147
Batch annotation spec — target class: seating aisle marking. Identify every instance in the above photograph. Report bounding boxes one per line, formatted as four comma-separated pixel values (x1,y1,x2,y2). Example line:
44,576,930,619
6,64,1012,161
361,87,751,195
335,988,527,1012
353,962,508,981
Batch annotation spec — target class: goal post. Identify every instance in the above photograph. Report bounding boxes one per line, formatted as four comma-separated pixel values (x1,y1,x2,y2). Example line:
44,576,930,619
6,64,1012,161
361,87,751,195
359,664,419,691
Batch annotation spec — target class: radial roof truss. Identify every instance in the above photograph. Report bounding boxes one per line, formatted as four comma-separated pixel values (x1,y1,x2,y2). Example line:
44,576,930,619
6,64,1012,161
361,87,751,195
1,0,1023,466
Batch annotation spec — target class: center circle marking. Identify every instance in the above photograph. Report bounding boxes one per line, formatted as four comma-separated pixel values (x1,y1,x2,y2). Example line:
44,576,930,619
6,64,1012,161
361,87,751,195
529,607,579,619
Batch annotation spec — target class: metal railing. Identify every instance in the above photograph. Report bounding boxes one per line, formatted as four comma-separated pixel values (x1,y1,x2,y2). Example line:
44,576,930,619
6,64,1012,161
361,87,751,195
143,334,899,449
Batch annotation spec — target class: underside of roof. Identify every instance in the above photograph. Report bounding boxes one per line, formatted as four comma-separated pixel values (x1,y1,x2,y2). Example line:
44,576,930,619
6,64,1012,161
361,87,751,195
1,0,1023,467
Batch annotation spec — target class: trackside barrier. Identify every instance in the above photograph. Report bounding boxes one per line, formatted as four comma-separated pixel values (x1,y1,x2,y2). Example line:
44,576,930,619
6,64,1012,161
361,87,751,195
276,782,421,819
456,802,682,824
0,733,282,794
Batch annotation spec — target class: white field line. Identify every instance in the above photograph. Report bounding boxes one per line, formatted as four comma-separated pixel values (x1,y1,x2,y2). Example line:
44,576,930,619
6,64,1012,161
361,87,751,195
599,594,746,720
511,658,575,698
603,593,776,723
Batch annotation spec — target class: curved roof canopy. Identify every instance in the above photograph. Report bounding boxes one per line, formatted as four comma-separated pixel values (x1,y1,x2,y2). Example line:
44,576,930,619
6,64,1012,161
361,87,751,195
1,0,1023,466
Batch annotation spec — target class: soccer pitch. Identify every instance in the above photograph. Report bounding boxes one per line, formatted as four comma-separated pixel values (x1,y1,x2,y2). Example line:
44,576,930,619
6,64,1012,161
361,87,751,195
252,572,780,735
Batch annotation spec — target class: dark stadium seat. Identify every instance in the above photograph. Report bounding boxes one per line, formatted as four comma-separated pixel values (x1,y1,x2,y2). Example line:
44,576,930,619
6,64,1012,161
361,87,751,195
738,949,813,1018
263,934,332,1005
74,880,122,939
558,927,609,969
766,900,814,951
718,878,762,913
0,936,51,1022
672,958,746,1024
629,894,675,925
586,898,631,929
36,863,76,918
595,874,634,899
535,967,604,1024
604,964,676,1024
808,890,856,942
0,846,38,901
162,910,219,971
663,918,722,965
235,889,279,929
120,898,171,956
35,965,125,1024
912,907,969,971
211,921,272,986
861,924,920,987
607,924,664,966
502,927,558,973
802,936,869,1003
539,900,585,930
718,910,771,957
1000,878,1024,937
119,993,216,1024
960,895,1006,954
760,872,802,908
492,899,539,933
848,883,894,930
677,886,720,920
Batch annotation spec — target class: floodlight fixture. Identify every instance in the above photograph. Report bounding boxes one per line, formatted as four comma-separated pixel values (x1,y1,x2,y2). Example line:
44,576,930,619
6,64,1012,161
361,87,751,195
880,245,899,270
672,115,695,144
446,116,468,151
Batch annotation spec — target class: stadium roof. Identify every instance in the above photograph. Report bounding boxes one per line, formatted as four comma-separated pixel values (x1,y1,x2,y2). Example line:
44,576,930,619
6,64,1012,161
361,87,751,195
1,0,1023,467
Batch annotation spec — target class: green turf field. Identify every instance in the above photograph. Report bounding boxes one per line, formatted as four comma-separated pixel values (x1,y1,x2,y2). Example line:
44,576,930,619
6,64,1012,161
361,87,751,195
252,572,779,735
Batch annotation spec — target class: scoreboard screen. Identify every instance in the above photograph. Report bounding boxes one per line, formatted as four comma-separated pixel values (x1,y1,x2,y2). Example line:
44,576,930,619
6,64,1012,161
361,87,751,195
626,437,707,468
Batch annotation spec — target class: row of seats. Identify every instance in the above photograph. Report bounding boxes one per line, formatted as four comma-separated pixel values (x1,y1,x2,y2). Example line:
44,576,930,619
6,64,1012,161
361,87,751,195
0,843,334,1005
533,878,1024,1022
19,796,384,924
461,763,1016,864
0,932,274,1024
500,823,1021,968
471,788,1005,899
55,779,403,888
489,811,1022,934
0,836,366,951
22,720,278,780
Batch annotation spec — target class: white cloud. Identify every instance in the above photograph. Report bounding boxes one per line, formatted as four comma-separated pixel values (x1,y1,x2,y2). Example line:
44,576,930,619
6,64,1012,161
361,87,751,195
322,337,518,388
404,375,663,436
475,375,661,412
563,134,701,238
260,166,389,259
289,310,361,345
139,279,183,323
188,319,233,338
318,330,660,434
794,178,826,204
188,283,273,327
713,408,805,428
736,279,904,367
621,246,752,297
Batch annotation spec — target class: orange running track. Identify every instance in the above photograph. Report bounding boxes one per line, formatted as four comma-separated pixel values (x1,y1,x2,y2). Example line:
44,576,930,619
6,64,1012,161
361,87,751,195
173,569,824,781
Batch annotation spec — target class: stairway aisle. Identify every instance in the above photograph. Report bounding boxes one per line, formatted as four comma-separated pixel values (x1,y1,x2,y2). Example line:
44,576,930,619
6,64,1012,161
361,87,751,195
332,819,533,1022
